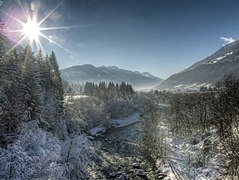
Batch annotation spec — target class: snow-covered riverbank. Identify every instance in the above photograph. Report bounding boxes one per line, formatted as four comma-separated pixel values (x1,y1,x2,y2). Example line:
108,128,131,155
88,113,140,137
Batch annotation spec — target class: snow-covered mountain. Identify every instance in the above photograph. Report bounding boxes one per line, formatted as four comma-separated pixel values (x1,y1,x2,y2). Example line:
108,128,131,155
157,40,239,90
61,64,162,89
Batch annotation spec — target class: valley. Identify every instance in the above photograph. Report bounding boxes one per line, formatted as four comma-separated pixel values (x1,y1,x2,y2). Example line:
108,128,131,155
1,0,239,179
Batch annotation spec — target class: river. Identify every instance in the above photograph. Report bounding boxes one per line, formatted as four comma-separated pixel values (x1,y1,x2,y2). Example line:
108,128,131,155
88,121,164,179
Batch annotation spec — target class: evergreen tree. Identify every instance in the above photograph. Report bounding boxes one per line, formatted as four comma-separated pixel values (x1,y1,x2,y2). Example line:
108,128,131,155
115,83,119,95
120,81,127,96
20,46,43,123
126,84,134,95
36,49,45,86
84,82,95,95
0,48,20,145
99,82,106,91
49,51,64,104
108,82,115,91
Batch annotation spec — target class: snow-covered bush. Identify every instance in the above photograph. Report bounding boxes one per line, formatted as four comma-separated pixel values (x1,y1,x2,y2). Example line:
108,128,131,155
0,121,92,179
0,121,65,179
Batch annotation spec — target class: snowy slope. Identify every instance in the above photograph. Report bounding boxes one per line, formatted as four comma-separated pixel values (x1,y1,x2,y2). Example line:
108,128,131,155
158,40,239,89
158,123,222,180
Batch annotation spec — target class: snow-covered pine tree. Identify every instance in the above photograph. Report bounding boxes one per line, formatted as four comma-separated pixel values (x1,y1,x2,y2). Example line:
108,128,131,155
0,21,23,145
49,51,64,105
39,51,67,138
0,50,20,146
20,46,44,124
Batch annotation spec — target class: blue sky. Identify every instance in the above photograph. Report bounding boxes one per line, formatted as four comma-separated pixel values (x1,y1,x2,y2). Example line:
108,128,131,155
1,0,239,79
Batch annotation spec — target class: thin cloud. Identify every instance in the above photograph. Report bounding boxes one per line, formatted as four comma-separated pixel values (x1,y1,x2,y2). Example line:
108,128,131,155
220,37,236,46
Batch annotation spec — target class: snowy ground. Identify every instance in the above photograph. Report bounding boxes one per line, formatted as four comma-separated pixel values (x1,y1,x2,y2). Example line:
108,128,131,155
157,122,223,180
112,113,140,128
88,113,140,137
64,95,88,103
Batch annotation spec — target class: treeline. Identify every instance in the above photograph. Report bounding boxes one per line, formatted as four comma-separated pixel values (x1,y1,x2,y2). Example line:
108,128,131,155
0,44,65,146
84,81,134,97
167,73,239,178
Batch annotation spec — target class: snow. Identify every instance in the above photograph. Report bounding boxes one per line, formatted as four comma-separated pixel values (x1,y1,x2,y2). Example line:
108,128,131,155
64,95,88,102
88,125,106,137
102,70,110,75
142,72,155,78
215,56,224,61
158,103,170,107
172,83,211,91
158,123,222,180
108,66,119,70
205,51,234,64
0,121,95,179
88,113,140,136
112,113,140,128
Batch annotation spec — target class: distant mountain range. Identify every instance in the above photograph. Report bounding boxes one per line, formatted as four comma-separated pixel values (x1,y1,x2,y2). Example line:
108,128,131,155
157,40,239,90
61,64,162,89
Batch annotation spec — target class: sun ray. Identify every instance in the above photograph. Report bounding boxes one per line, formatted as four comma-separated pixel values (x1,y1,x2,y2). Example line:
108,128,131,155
38,39,45,54
22,45,33,72
0,9,25,25
7,35,27,54
6,29,23,33
40,25,85,31
39,32,71,54
17,0,30,20
38,1,64,25
40,26,70,31
34,36,40,50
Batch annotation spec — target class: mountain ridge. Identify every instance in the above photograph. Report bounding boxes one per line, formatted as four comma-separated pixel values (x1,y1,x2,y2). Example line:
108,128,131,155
157,40,239,90
61,64,162,89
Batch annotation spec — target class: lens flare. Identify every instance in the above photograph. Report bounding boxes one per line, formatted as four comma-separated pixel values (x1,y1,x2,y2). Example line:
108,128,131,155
2,0,76,54
22,17,40,42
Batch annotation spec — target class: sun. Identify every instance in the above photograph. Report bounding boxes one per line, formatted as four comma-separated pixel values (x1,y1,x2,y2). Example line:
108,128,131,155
2,1,74,53
22,17,40,42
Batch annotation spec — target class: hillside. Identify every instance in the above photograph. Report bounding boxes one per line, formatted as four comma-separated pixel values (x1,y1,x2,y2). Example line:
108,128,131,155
157,40,239,90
